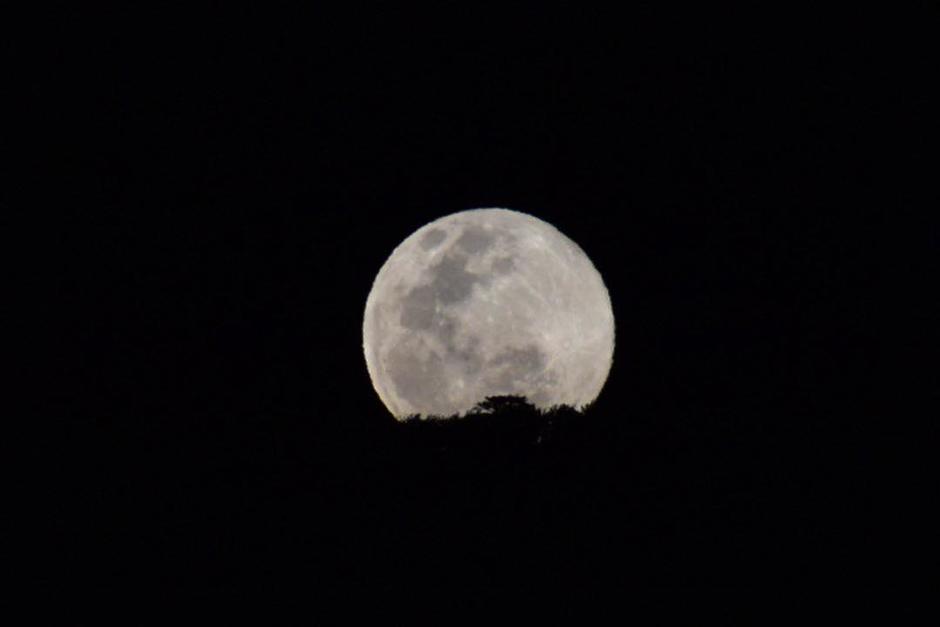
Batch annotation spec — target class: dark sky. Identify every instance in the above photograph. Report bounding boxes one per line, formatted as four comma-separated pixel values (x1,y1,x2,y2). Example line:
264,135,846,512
19,6,925,590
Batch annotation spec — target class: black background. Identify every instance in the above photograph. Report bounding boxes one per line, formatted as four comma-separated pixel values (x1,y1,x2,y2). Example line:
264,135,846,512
18,6,926,589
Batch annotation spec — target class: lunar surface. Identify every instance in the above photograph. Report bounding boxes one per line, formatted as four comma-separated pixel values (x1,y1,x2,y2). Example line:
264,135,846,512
362,208,615,419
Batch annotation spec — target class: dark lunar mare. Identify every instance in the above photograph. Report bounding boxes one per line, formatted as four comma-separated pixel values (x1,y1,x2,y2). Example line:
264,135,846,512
389,228,521,411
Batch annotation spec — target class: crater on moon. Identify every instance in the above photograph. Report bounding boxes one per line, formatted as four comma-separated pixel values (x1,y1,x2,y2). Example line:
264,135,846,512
363,208,615,420
385,339,449,415
456,226,495,254
420,228,448,250
492,256,515,274
484,344,548,392
430,254,479,304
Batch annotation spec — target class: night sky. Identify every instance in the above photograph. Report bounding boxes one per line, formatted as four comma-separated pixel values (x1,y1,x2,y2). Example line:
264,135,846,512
21,6,924,590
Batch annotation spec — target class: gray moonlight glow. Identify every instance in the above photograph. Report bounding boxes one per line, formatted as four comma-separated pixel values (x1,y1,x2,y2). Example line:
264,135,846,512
362,208,615,419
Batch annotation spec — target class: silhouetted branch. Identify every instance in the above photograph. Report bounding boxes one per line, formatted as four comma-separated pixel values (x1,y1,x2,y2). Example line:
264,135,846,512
397,395,584,449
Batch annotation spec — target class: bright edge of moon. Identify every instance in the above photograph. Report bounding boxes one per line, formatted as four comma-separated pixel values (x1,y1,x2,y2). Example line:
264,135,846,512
363,208,615,420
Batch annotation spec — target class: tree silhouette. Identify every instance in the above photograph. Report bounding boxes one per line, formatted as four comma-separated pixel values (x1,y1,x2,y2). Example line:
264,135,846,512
403,394,578,421
398,394,584,449
470,394,538,416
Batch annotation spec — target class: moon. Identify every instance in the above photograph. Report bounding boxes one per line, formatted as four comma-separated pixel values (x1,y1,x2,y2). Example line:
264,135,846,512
362,208,615,420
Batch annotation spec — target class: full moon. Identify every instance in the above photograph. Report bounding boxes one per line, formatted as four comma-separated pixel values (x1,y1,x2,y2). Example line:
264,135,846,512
363,208,615,420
